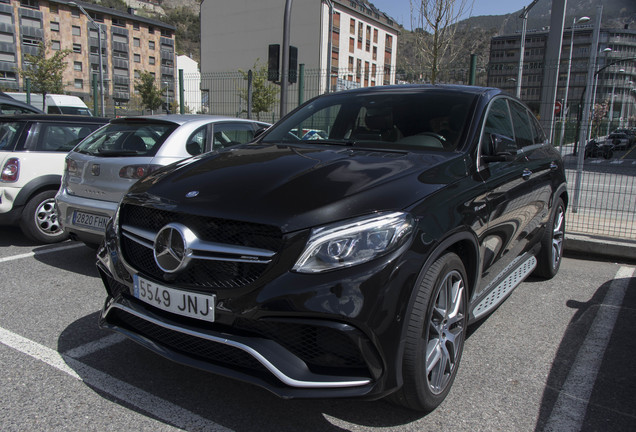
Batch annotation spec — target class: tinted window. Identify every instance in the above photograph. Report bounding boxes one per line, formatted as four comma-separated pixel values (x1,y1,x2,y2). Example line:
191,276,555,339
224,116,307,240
509,101,534,149
0,103,39,114
26,123,103,152
213,122,256,149
0,121,26,151
74,122,177,156
262,91,476,152
482,98,513,143
529,113,546,144
185,125,208,155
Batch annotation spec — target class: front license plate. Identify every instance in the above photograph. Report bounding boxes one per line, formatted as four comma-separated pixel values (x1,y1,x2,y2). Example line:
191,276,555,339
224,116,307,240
133,275,215,322
72,210,109,231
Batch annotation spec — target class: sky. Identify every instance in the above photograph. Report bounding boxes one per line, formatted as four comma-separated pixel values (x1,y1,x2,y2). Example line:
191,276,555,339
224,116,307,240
369,0,533,29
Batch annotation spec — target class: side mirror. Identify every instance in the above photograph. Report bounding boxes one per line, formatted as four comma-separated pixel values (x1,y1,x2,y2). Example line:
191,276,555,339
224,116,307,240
254,127,268,139
482,133,517,163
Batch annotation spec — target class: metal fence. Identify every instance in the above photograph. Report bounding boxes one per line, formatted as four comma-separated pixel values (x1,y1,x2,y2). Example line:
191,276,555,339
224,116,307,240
116,67,636,241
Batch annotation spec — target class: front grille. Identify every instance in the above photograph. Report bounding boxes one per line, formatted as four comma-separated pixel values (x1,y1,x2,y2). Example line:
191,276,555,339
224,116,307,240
110,308,268,373
119,203,283,289
235,318,368,373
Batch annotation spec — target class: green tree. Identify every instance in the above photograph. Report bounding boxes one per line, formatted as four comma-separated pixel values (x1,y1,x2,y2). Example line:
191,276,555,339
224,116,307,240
16,41,71,111
239,61,279,121
134,72,163,113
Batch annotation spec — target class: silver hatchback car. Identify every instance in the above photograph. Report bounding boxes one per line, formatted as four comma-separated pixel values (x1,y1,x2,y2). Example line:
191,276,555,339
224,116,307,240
56,115,269,247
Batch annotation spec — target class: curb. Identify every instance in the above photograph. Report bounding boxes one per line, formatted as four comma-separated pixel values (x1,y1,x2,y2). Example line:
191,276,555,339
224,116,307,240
565,233,636,263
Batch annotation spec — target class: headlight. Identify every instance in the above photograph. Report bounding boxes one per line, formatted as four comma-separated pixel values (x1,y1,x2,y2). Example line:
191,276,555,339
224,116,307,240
293,212,414,273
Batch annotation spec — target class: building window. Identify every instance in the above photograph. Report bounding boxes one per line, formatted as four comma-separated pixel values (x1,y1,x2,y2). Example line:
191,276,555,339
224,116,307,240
71,9,79,17
49,3,58,13
113,34,128,44
74,79,83,89
149,40,155,50
0,32,12,43
134,70,140,79
74,61,82,71
373,46,377,60
373,29,378,43
0,71,17,81
89,12,104,23
21,17,41,28
0,51,14,62
160,29,172,37
133,37,140,47
22,36,41,46
114,67,128,76
73,43,81,53
113,50,128,59
50,21,59,32
72,25,81,36
134,53,140,63
148,26,154,34
112,18,126,28
51,40,60,50
349,37,354,52
20,0,39,10
133,22,139,30
149,56,155,65
0,13,11,25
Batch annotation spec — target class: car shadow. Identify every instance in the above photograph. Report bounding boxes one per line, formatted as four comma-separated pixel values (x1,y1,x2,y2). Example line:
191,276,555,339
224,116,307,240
57,313,426,431
534,274,636,431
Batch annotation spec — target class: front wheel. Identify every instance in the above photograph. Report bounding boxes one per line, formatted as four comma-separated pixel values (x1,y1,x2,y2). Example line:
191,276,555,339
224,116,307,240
389,252,468,412
19,190,69,244
534,197,565,279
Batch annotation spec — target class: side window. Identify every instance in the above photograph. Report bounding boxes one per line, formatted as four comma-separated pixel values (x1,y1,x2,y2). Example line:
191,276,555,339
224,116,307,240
213,122,255,149
481,98,513,155
0,103,39,114
185,125,208,156
529,113,546,145
509,101,534,149
0,122,26,151
33,124,101,152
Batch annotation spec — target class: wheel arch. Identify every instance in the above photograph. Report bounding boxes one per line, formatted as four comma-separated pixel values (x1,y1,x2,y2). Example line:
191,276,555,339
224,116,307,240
13,175,62,208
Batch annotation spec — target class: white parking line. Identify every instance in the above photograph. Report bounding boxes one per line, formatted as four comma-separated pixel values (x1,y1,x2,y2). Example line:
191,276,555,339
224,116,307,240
543,266,635,431
0,243,85,264
62,333,127,358
0,326,232,431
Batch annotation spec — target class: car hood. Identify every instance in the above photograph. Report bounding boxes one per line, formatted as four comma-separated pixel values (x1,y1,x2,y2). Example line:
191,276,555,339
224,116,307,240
125,143,467,233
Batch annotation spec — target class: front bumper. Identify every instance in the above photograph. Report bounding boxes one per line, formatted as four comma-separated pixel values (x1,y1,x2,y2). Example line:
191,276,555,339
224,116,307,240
96,218,422,400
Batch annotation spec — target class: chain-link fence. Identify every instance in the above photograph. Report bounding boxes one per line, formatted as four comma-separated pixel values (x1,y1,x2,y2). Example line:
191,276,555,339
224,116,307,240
102,65,636,241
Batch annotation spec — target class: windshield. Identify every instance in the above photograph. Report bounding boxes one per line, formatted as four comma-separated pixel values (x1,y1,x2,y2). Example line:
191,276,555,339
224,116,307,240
262,90,476,152
74,122,178,156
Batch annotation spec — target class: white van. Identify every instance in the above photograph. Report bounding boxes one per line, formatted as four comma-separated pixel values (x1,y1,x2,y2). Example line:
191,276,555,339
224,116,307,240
6,93,93,116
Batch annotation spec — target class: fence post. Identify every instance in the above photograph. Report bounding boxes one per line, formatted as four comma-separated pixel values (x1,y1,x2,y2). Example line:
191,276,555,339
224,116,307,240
25,78,30,104
92,74,98,116
247,69,253,119
298,64,305,106
179,69,185,115
469,54,477,85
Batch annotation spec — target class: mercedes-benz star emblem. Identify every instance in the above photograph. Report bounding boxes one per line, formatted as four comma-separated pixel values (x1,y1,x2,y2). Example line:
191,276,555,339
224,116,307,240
153,223,194,273
185,191,199,198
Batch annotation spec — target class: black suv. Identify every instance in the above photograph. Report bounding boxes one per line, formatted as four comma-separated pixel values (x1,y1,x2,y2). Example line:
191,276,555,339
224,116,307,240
97,85,567,412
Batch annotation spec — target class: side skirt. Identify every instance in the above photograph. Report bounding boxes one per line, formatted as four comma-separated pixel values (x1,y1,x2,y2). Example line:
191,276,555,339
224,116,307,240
470,255,537,321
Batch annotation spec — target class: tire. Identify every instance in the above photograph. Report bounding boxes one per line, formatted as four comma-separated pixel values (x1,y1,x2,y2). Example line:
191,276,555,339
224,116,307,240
389,252,468,412
19,190,69,244
533,197,565,279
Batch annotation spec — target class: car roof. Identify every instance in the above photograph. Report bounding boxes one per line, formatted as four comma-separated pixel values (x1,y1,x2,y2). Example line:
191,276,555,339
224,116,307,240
0,114,109,122
330,83,501,97
111,114,269,127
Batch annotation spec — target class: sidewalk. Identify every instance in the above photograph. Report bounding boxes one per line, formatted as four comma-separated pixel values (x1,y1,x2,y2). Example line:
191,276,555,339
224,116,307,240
565,233,636,263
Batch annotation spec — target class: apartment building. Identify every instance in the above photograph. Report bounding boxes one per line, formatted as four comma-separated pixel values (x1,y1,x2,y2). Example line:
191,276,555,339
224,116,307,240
0,0,176,113
200,0,399,93
487,25,636,120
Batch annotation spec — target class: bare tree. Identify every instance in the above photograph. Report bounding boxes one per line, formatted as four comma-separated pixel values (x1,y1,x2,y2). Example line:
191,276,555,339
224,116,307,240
410,0,474,84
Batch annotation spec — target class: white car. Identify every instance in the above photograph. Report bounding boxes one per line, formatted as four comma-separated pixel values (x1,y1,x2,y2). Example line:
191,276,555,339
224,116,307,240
0,114,108,243
56,115,269,247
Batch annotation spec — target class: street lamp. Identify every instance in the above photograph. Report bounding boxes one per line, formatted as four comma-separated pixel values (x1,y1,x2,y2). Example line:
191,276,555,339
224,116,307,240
607,68,625,135
69,2,105,117
516,0,540,98
558,16,590,154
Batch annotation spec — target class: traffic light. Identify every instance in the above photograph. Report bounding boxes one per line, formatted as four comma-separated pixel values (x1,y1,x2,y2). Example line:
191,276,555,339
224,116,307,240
267,44,298,84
